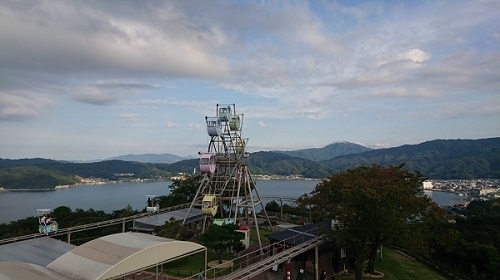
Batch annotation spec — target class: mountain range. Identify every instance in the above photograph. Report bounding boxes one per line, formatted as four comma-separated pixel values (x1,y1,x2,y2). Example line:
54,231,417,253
0,137,499,190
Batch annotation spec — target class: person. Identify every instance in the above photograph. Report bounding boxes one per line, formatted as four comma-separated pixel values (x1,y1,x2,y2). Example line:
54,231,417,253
320,270,327,280
40,215,46,225
296,268,306,280
284,259,293,280
271,260,278,273
197,268,204,280
46,216,52,225
147,197,152,207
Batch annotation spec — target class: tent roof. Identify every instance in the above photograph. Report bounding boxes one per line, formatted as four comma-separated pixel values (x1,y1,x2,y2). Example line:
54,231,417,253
47,232,205,280
0,261,68,280
0,232,205,280
0,237,75,266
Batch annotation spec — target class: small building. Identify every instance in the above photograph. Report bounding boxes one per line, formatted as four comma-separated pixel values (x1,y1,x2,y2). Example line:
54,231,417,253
132,208,203,233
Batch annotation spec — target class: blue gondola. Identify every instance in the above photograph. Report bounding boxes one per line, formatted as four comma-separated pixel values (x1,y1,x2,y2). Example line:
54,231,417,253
37,209,58,235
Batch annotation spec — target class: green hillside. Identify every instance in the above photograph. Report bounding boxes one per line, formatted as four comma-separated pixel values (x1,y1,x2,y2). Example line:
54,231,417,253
0,138,498,190
275,141,372,161
323,138,500,179
0,166,79,190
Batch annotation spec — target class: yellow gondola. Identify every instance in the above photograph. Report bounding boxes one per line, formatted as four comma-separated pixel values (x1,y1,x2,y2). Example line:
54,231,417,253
202,195,218,216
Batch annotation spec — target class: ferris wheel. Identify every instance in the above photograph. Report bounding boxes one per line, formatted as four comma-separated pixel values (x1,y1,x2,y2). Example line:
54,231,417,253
183,103,273,251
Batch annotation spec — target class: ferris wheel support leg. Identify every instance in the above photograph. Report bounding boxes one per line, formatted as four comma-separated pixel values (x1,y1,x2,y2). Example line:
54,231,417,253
249,172,275,233
182,174,208,227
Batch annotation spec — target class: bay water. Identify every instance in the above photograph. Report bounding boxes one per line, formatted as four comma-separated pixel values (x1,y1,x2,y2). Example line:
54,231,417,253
0,180,465,224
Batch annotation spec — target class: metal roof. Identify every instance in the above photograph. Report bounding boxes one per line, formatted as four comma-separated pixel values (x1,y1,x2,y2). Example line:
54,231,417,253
133,207,203,231
0,237,75,266
0,232,206,280
267,223,326,246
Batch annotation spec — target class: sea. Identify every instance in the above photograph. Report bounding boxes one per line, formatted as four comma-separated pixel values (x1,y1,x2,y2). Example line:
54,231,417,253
0,180,467,224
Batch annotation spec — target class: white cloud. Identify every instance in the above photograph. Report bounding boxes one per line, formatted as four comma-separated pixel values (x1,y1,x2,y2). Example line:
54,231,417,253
400,49,430,64
258,121,271,128
118,113,139,123
164,120,177,128
0,0,499,159
0,91,51,120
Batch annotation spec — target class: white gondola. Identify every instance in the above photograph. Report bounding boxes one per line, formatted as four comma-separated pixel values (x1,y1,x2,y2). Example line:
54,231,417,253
206,117,222,136
199,153,216,174
146,195,159,213
218,104,232,122
202,195,218,216
37,208,58,235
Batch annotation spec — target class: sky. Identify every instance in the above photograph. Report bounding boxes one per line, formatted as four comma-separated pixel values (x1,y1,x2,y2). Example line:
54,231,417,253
0,0,499,161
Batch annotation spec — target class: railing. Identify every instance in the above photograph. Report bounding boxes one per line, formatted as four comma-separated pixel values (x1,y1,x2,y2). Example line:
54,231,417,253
0,203,190,245
175,224,326,280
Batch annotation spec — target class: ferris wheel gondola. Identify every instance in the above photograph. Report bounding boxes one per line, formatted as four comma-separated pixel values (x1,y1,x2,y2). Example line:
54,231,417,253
202,195,218,216
37,208,58,235
199,152,216,174
146,195,159,213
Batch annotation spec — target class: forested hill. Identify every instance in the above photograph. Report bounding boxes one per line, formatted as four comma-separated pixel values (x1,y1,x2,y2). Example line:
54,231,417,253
0,138,499,189
322,138,500,179
274,142,372,161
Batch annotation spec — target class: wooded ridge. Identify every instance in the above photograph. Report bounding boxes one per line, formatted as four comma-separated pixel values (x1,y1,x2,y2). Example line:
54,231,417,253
0,137,499,190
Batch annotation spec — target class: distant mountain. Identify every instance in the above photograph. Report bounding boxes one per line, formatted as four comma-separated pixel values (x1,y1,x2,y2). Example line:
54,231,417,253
1,138,498,190
274,142,372,161
322,137,500,179
106,153,195,164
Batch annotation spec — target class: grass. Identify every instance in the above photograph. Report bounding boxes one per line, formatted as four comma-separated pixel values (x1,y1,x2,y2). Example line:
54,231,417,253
335,247,449,280
374,247,449,280
158,252,238,278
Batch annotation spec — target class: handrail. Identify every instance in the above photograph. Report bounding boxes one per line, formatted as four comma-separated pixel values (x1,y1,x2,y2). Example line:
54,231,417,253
1,195,303,245
0,203,191,245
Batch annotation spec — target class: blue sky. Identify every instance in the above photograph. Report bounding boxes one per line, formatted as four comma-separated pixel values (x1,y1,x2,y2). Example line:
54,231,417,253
0,0,499,161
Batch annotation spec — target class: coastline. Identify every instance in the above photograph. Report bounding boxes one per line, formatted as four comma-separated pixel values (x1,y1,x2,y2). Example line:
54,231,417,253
0,178,172,192
0,177,319,192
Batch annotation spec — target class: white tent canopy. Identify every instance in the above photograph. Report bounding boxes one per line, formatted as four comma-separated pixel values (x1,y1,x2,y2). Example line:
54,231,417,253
0,232,206,280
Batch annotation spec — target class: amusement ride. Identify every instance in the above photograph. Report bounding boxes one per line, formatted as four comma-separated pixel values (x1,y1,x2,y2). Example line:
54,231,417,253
37,208,58,235
182,103,273,252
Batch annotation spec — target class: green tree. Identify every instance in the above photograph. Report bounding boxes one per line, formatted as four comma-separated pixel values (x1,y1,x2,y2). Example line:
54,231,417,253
157,175,201,207
155,217,187,240
298,164,448,280
198,223,244,264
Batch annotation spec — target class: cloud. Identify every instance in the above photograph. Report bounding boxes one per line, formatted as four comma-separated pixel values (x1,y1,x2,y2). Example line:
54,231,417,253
72,80,158,105
0,1,229,78
399,49,430,64
72,86,120,105
164,120,177,128
0,91,51,121
118,113,139,123
258,121,271,128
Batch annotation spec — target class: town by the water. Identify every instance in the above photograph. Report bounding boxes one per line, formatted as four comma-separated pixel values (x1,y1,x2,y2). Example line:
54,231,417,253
423,178,500,206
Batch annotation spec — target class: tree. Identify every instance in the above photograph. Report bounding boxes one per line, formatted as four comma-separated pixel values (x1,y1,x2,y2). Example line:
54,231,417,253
157,175,201,207
155,217,187,240
298,164,448,280
198,223,244,264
